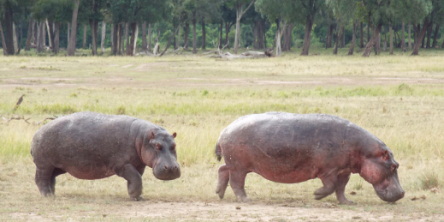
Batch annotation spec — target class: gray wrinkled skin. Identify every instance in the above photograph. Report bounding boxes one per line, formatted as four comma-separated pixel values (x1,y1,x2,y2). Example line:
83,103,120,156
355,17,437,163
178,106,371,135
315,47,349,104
31,112,180,200
215,112,405,204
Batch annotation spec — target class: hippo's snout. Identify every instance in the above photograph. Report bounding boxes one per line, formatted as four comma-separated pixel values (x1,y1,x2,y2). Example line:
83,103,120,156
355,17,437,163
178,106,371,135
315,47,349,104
373,172,405,203
153,162,181,180
375,187,405,203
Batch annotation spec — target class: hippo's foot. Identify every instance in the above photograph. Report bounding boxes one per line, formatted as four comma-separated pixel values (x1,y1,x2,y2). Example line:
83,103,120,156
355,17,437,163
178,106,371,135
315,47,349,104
338,199,355,205
132,196,144,201
236,196,250,202
314,188,334,200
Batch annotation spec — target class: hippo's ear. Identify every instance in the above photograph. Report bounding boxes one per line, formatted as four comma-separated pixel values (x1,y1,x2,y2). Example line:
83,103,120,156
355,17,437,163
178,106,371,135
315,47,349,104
172,132,177,138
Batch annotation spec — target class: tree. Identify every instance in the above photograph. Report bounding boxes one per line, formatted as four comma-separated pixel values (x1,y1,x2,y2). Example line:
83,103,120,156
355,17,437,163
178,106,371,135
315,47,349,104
32,0,72,54
358,0,392,57
326,0,357,55
226,0,255,54
109,0,169,56
255,0,294,56
78,0,107,55
67,0,80,56
0,0,29,55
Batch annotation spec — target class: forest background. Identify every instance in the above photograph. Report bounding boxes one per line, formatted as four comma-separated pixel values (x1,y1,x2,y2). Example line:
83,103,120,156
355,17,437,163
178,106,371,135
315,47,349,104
1,0,444,57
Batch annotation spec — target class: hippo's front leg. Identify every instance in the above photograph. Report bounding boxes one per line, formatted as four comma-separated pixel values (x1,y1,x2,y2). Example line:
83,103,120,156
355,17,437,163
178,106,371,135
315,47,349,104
335,171,354,205
116,164,143,201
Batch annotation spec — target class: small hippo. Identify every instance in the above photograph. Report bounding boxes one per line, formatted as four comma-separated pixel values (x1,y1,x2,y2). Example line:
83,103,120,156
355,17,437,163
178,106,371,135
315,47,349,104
215,112,404,204
31,112,180,200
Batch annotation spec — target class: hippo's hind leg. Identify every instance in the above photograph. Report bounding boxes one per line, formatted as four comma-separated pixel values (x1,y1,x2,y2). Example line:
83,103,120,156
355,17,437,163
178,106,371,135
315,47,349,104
116,164,143,201
229,169,249,202
314,173,337,201
216,165,229,199
35,166,66,197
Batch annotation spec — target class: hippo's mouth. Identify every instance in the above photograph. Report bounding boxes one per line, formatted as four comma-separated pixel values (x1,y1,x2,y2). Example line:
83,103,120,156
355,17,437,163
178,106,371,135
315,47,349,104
153,163,181,181
373,173,405,203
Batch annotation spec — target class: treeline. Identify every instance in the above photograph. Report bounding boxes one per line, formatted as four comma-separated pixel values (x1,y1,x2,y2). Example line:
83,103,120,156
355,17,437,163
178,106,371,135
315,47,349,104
1,0,443,57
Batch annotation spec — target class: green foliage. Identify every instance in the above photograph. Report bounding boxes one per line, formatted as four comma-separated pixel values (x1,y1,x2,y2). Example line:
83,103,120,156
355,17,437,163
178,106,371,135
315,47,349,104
32,0,72,22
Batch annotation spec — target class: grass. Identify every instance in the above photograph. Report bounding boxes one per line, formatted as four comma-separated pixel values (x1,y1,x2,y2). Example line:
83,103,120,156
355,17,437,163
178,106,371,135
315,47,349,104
1,51,444,221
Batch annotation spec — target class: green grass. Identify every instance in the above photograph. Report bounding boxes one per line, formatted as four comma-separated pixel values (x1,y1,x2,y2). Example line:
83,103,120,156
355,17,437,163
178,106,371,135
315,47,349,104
1,52,444,221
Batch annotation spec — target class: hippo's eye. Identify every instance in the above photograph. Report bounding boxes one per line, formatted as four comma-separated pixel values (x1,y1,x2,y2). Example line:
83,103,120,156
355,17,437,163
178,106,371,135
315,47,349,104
171,144,176,151
155,144,163,150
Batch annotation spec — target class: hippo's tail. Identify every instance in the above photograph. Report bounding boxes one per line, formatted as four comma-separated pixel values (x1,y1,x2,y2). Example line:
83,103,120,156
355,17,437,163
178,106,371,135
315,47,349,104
215,143,222,161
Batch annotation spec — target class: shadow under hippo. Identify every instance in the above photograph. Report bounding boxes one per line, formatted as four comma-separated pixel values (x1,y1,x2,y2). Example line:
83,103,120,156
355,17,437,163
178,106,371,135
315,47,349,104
215,112,405,204
31,112,180,200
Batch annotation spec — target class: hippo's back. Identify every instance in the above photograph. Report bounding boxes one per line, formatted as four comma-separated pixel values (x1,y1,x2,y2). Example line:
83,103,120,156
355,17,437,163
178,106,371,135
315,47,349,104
219,112,352,146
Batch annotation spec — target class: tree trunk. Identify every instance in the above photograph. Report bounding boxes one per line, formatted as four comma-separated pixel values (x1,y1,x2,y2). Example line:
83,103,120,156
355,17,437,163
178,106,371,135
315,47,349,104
183,22,189,49
425,23,432,48
67,22,70,48
126,22,138,56
408,23,412,49
218,22,223,48
112,23,119,55
36,22,45,53
90,20,98,55
375,26,381,55
360,22,364,48
147,23,152,51
275,20,282,56
282,23,293,51
0,22,7,55
45,20,52,49
362,23,382,57
53,22,60,54
401,22,406,52
192,11,197,54
333,24,343,55
67,0,80,56
326,24,334,48
301,17,313,56
25,19,34,51
141,22,147,51
201,18,206,50
2,1,15,55
224,22,231,48
123,23,129,54
46,20,55,53
234,16,241,53
412,20,431,55
389,25,394,55
101,22,106,53
233,0,255,54
432,24,440,48
12,25,18,54
348,22,356,55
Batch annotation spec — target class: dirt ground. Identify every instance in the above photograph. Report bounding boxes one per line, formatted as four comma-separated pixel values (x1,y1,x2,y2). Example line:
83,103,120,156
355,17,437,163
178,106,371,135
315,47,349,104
7,199,442,222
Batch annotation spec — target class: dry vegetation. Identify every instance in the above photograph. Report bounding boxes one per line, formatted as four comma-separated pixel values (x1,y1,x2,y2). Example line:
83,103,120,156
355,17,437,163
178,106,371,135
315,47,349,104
0,51,443,221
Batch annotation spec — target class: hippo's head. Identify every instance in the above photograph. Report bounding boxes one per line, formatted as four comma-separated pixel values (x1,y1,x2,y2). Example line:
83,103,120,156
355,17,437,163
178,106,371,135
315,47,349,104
139,131,181,180
359,144,405,203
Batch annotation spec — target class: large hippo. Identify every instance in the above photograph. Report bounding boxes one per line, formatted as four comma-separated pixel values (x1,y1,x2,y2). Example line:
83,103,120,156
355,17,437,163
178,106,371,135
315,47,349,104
31,112,180,200
215,112,404,204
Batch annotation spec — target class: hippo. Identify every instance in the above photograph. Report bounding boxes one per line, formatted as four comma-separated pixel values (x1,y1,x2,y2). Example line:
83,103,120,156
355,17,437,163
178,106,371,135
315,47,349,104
31,112,180,200
215,112,404,204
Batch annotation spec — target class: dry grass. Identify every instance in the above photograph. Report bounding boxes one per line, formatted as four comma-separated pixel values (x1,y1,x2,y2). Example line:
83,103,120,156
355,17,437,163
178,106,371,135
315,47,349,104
1,52,443,221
